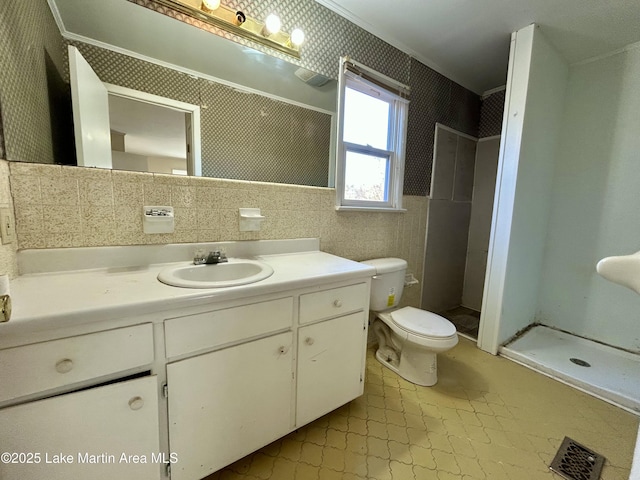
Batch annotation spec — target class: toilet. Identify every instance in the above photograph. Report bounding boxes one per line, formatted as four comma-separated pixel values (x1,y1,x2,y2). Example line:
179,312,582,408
361,258,458,386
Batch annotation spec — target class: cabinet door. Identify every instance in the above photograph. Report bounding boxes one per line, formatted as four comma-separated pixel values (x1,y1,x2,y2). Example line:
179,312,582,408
0,376,161,480
167,332,294,480
297,312,366,426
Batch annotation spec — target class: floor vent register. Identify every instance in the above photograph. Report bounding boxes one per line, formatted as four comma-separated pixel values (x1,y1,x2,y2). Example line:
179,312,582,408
549,437,605,480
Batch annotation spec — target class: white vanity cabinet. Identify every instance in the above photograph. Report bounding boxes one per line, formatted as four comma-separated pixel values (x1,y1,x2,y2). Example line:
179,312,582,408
167,332,294,480
3,243,374,480
297,312,367,426
163,282,370,480
0,376,161,480
0,323,160,480
297,283,369,426
164,297,295,480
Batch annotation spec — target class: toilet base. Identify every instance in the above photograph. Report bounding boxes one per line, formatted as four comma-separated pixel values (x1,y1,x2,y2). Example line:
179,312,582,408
375,341,438,386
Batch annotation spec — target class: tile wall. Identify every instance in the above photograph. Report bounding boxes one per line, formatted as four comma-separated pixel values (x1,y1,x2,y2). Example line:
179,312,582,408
0,102,5,160
9,162,427,307
0,161,18,278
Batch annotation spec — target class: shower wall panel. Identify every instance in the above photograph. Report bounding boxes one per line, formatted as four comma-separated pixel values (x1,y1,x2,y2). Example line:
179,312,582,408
462,137,500,311
536,45,640,352
422,125,476,313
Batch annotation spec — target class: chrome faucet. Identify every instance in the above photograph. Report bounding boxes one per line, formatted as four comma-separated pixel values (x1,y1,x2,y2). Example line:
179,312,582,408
194,249,228,265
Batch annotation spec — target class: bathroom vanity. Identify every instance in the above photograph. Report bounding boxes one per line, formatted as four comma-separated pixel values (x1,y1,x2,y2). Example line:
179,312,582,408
0,239,375,480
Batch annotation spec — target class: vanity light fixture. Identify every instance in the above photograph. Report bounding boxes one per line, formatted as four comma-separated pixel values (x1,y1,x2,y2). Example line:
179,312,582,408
200,0,220,12
263,14,282,36
290,28,305,47
157,0,304,58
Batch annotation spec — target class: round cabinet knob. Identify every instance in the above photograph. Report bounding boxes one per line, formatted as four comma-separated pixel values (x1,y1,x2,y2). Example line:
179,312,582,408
55,358,74,374
333,299,343,308
278,346,289,355
305,337,314,346
128,396,145,411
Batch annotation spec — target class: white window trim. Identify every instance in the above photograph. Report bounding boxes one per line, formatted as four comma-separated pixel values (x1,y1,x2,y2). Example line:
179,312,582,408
335,57,409,212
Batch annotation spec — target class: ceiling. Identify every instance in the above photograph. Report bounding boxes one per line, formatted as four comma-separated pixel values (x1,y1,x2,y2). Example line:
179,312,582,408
50,0,640,96
315,0,640,94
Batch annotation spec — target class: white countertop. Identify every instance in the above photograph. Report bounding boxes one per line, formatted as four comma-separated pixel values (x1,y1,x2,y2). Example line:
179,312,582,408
1,245,375,343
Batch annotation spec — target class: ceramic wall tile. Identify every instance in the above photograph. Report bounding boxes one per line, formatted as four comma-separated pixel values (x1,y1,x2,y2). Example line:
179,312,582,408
10,176,42,205
0,161,18,277
143,183,171,205
9,162,427,308
111,170,154,183
14,205,43,234
40,177,79,205
79,179,114,206
113,182,144,206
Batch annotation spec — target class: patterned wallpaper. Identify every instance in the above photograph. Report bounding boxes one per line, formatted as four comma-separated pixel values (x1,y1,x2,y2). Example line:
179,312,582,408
129,0,410,84
200,81,331,185
479,89,506,138
0,0,65,164
404,58,481,196
66,40,331,186
1,0,481,196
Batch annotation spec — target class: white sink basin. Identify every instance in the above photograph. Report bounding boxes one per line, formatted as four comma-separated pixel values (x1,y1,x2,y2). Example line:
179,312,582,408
158,259,274,288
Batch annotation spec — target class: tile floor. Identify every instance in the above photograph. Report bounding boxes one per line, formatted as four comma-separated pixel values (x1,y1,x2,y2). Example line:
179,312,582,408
205,337,639,480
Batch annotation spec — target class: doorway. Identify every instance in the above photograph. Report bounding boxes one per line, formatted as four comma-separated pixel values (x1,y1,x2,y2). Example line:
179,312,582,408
69,45,201,175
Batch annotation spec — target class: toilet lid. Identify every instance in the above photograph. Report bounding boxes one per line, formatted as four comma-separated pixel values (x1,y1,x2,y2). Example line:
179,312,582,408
390,307,457,338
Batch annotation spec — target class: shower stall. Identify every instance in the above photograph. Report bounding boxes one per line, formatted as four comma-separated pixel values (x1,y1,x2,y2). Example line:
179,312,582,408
422,96,503,340
478,24,640,413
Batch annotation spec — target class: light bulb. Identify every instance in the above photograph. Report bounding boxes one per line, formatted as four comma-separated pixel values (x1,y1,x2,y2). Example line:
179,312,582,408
291,28,305,47
264,14,281,35
201,0,220,11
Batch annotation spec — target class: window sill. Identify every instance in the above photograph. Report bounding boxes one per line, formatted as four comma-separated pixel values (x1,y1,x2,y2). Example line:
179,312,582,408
334,206,407,213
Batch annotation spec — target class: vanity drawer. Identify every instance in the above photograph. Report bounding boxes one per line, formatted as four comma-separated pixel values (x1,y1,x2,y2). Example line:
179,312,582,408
299,283,368,325
0,323,154,403
164,297,294,358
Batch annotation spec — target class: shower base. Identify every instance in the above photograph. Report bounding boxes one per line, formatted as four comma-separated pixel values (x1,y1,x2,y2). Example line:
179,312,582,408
500,325,640,414
440,306,480,340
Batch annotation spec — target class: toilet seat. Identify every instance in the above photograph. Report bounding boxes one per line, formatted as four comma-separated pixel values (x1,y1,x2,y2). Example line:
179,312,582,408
390,307,456,339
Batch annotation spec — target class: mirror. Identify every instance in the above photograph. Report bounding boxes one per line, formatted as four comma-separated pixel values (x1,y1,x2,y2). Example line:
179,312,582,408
5,0,338,187
109,95,191,176
69,45,201,175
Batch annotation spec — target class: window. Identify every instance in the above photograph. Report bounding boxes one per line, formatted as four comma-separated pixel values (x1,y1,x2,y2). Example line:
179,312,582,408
335,57,409,211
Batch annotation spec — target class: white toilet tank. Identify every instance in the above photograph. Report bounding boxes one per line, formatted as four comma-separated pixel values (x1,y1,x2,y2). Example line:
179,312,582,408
361,258,407,311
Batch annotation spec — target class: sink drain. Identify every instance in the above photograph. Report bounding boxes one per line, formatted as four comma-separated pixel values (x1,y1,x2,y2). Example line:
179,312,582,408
569,358,591,367
550,437,604,480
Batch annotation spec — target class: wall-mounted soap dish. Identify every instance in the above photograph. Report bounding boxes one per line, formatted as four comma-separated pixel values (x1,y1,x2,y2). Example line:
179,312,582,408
143,206,174,234
239,208,266,232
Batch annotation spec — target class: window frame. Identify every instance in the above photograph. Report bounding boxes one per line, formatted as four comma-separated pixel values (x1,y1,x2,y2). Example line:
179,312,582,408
335,57,409,211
